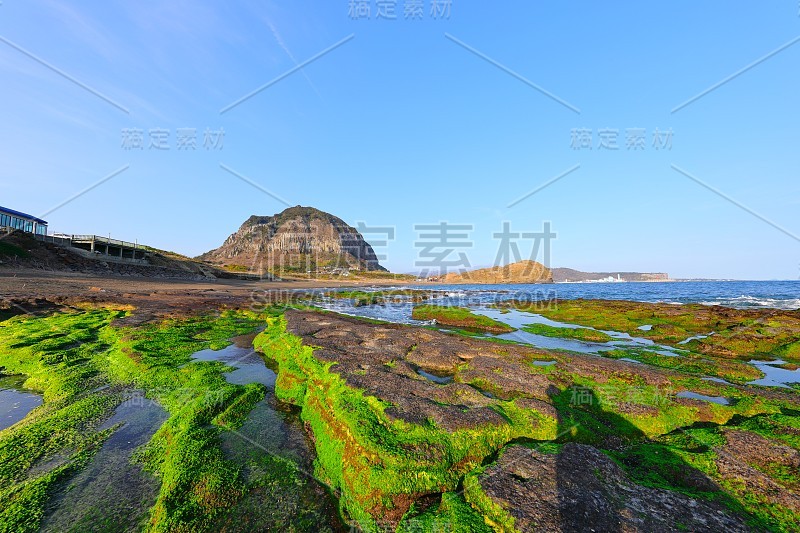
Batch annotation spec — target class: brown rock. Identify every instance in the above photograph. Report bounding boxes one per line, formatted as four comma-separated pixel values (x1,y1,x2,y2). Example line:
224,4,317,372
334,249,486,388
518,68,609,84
199,206,386,273
473,443,749,532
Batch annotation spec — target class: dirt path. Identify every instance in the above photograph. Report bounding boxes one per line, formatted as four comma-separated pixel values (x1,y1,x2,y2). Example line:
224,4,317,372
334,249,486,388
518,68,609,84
0,269,409,323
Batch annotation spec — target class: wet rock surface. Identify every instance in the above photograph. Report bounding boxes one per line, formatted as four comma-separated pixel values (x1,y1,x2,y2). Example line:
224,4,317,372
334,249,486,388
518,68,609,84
722,429,800,475
476,443,750,533
282,309,800,530
524,298,800,360
715,429,800,510
40,395,168,532
284,310,800,425
286,309,506,431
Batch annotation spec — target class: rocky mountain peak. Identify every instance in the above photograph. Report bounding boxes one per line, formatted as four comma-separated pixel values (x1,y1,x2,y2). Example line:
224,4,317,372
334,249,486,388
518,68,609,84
200,206,386,273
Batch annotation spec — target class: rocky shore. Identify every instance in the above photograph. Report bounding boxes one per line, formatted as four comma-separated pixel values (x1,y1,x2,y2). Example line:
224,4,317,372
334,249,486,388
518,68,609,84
255,308,800,531
2,274,799,531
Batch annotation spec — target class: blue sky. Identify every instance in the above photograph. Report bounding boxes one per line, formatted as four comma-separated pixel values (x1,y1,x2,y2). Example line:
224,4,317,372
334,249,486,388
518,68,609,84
1,1,799,279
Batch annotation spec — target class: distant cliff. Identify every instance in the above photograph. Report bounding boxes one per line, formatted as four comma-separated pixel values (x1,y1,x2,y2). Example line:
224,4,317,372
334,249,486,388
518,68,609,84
199,206,386,274
438,260,553,284
551,268,669,283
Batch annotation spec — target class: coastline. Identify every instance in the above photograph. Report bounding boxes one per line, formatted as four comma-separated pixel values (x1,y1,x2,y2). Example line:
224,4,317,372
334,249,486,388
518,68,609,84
2,268,799,530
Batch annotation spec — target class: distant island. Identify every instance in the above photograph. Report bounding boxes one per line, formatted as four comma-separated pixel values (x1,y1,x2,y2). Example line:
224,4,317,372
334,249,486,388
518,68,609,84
551,268,670,283
420,263,670,285
429,260,553,284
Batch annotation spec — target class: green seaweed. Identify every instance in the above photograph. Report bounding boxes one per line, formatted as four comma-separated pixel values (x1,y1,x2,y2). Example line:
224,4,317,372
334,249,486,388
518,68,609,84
397,493,492,532
254,314,557,530
521,322,613,343
411,306,514,334
3,303,798,532
511,299,800,361
0,308,270,532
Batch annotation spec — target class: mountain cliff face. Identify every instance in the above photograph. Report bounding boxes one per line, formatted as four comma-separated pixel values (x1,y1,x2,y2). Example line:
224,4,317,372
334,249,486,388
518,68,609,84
199,206,386,273
439,260,553,284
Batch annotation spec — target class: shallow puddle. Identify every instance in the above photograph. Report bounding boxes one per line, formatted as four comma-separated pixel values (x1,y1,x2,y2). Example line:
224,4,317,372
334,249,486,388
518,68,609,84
702,377,732,385
41,392,168,533
472,308,680,355
191,343,276,387
747,359,800,388
194,341,343,531
496,328,618,354
469,384,496,398
653,349,684,357
0,374,43,431
678,333,712,345
416,368,455,385
312,300,693,361
313,296,418,325
676,391,731,405
612,346,684,358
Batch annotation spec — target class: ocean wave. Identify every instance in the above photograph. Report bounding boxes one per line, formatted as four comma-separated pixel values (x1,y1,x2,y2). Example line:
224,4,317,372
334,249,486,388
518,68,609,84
409,282,800,311
699,295,800,311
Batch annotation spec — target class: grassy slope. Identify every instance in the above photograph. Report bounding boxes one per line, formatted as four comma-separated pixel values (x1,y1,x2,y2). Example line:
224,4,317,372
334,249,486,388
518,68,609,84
0,241,30,259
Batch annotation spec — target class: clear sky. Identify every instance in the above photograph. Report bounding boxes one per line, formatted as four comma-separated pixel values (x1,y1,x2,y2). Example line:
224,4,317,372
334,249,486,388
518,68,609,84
1,1,799,279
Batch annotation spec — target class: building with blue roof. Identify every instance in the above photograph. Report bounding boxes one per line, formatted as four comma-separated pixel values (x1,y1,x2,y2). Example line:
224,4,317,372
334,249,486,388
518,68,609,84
0,206,48,235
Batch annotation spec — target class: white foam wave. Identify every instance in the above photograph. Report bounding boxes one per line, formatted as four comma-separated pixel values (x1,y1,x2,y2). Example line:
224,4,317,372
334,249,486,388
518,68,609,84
699,295,800,310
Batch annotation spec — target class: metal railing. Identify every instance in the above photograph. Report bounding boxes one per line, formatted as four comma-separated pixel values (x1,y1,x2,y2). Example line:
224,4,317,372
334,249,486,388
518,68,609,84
34,234,72,246
35,234,140,249
69,235,139,249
